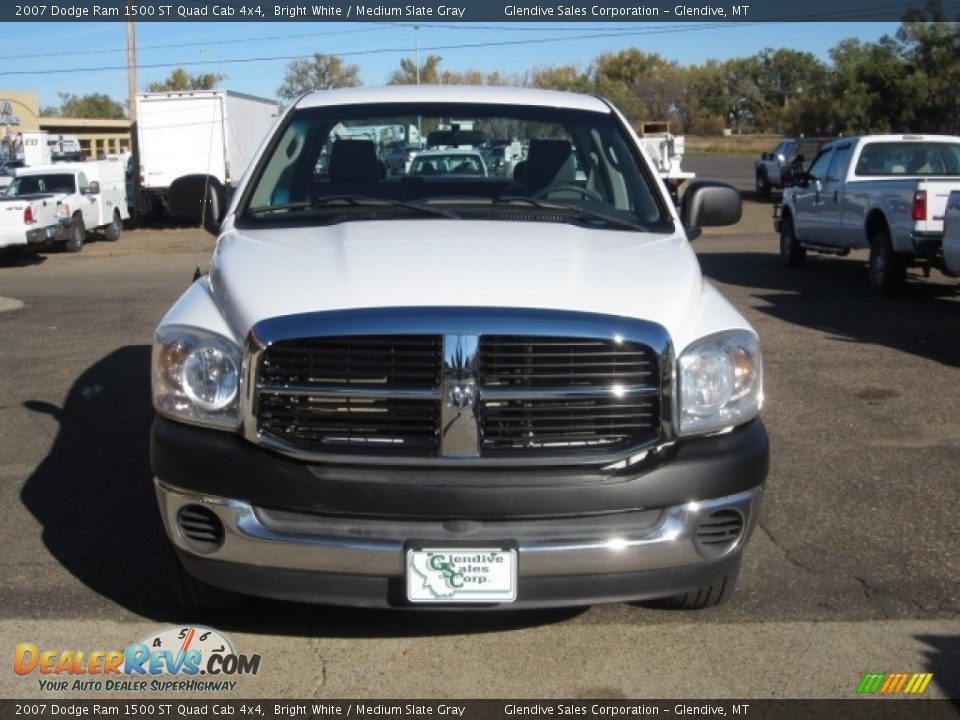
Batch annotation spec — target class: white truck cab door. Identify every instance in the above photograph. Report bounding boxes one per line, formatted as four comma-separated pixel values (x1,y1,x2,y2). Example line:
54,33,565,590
792,148,833,242
77,172,100,229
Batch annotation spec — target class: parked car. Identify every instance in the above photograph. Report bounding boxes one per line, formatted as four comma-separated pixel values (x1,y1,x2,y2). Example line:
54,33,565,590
756,137,827,197
409,148,488,176
776,134,960,293
382,142,417,175
152,85,765,611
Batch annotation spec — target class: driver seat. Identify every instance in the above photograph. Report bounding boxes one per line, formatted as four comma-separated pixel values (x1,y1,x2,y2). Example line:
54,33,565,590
517,139,576,192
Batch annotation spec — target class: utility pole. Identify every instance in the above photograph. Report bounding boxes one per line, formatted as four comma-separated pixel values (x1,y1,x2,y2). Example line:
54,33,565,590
126,12,141,223
415,26,420,85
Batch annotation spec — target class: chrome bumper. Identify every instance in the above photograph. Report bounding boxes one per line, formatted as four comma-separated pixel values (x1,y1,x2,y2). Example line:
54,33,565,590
156,479,762,579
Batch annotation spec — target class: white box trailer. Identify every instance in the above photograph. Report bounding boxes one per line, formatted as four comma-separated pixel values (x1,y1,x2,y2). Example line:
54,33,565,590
136,90,280,216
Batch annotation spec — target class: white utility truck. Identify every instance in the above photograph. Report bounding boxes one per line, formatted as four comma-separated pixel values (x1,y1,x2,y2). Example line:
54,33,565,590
136,90,280,217
150,86,768,612
0,160,128,262
776,134,960,293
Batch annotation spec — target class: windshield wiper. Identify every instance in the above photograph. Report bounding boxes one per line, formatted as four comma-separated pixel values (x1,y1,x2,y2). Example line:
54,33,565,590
493,197,650,233
246,195,460,219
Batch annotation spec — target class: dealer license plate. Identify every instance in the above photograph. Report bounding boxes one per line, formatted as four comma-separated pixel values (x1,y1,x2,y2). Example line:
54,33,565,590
406,547,517,603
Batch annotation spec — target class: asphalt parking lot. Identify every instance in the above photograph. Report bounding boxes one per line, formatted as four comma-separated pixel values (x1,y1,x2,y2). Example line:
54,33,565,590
1,158,958,700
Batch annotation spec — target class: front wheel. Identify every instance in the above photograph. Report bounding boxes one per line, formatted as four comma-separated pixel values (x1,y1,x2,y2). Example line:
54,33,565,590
779,215,806,268
174,557,245,612
868,229,907,295
65,217,85,253
656,565,740,610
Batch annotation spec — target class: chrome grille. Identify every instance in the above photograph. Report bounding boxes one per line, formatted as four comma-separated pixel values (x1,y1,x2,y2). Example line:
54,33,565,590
250,310,668,464
478,336,660,455
257,336,442,455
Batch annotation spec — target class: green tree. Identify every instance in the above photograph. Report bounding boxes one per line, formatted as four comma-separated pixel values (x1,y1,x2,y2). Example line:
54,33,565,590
277,53,361,99
526,64,591,92
896,6,960,132
147,68,225,92
753,48,829,133
387,55,443,85
47,92,125,119
829,37,916,133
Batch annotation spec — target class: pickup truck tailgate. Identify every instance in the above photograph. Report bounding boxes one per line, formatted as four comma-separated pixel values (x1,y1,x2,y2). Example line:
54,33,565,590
916,179,960,234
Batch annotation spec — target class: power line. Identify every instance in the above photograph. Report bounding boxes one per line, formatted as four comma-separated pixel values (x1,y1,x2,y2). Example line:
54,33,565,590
0,24,403,61
0,6,926,78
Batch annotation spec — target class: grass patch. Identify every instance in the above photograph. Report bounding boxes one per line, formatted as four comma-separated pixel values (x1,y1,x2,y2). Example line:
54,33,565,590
685,135,780,156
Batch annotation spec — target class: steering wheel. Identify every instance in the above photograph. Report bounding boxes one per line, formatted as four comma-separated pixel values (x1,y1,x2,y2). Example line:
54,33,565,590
533,184,604,202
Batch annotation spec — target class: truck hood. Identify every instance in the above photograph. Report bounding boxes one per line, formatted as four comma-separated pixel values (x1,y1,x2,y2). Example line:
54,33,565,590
208,219,704,341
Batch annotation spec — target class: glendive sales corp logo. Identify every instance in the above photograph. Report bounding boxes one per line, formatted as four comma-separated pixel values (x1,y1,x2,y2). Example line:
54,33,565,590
13,626,262,693
857,672,934,696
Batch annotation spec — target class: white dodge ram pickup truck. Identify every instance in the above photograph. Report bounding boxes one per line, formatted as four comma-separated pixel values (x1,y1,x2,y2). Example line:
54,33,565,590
151,86,768,610
0,161,128,263
776,134,960,293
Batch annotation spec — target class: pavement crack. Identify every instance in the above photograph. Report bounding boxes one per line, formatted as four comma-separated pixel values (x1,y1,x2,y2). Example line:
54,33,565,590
758,521,819,575
853,575,876,599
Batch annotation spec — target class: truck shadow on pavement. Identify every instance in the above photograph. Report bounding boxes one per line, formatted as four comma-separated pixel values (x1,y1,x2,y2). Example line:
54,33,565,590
697,250,960,368
917,634,960,706
19,345,579,636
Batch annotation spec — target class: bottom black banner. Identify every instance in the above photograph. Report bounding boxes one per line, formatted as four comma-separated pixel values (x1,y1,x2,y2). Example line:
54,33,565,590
1,700,958,720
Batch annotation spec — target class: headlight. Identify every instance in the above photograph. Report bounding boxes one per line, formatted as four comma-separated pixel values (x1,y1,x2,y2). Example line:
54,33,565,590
678,330,762,436
152,326,242,430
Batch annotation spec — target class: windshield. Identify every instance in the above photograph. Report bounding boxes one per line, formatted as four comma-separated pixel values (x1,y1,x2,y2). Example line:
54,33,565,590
240,101,670,232
6,173,76,196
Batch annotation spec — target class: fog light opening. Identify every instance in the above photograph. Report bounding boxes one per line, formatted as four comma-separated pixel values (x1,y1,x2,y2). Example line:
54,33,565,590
694,507,744,559
177,504,225,554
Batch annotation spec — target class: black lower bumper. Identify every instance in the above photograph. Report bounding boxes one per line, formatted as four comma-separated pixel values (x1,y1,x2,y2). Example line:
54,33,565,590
151,416,769,518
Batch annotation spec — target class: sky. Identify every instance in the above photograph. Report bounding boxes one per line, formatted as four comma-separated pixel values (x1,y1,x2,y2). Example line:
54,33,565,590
0,21,902,109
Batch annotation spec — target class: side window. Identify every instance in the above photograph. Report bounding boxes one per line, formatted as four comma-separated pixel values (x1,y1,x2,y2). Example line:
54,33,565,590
77,173,88,192
774,142,790,159
806,149,834,181
825,145,852,182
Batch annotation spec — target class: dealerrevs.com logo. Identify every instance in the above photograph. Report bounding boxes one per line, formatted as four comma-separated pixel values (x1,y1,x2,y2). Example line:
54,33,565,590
14,626,261,693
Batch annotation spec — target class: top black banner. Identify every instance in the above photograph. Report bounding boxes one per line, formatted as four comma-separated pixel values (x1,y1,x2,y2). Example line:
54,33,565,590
5,0,960,22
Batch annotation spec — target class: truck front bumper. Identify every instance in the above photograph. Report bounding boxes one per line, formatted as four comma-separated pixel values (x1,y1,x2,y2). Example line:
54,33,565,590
152,418,768,609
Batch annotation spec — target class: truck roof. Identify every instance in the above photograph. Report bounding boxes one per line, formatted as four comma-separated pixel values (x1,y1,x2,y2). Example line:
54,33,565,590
826,134,960,148
295,85,612,114
136,89,278,106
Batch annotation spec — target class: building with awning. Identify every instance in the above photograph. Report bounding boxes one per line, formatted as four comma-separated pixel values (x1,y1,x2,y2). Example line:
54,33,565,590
1,90,131,160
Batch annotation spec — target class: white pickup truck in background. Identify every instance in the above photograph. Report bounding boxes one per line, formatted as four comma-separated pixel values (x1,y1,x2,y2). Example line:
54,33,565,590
776,134,960,294
943,190,960,276
0,160,128,263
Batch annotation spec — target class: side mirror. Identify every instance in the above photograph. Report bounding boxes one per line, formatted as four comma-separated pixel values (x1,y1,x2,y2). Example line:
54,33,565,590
84,181,100,195
761,152,769,160
167,174,226,236
680,180,742,241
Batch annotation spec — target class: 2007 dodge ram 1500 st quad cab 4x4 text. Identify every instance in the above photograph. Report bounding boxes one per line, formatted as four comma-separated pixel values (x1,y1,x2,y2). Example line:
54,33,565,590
151,86,768,610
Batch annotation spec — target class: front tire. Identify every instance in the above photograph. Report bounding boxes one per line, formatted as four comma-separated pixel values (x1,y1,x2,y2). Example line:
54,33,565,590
868,229,907,295
779,215,806,268
174,558,245,612
657,565,740,610
65,217,85,253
